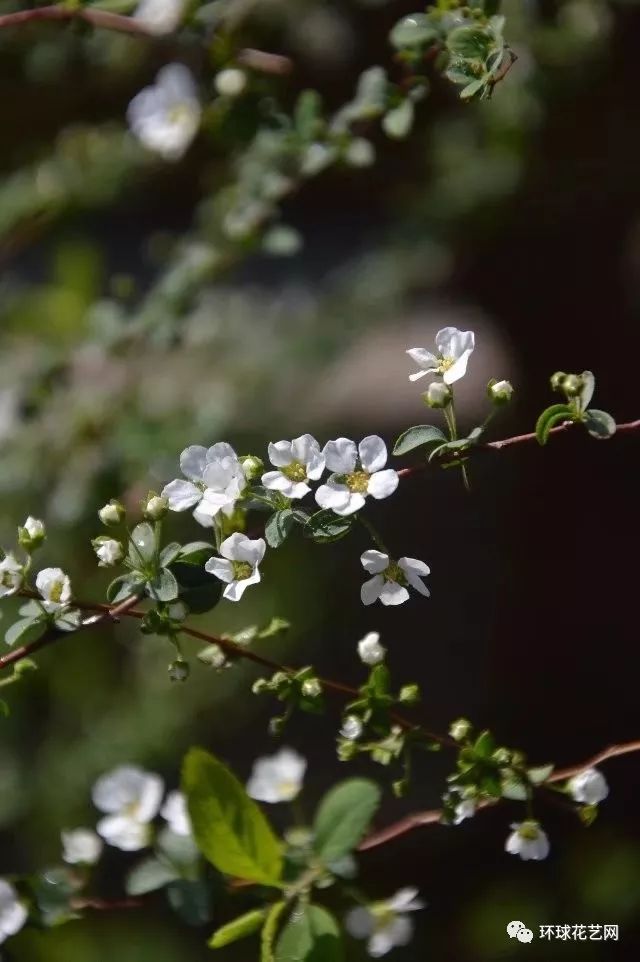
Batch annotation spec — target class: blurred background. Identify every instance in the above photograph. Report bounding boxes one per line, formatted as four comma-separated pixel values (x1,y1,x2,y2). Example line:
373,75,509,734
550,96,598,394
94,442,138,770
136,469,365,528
0,0,639,958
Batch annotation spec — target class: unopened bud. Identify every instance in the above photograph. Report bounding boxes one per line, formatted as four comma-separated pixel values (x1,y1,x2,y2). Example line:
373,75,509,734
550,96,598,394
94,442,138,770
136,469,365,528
215,68,247,98
240,455,264,482
449,717,471,741
340,715,363,741
561,374,582,397
488,379,513,405
144,495,168,521
399,683,420,705
98,500,125,526
92,537,124,567
18,516,46,550
550,371,567,392
168,659,190,682
302,678,322,699
423,381,452,409
252,678,270,694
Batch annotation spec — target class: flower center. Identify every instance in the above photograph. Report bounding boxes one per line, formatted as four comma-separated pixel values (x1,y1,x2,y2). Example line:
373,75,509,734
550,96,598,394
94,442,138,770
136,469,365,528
345,470,370,494
439,355,455,373
232,561,253,581
277,779,298,798
49,579,65,604
281,460,307,482
518,821,540,841
384,562,407,585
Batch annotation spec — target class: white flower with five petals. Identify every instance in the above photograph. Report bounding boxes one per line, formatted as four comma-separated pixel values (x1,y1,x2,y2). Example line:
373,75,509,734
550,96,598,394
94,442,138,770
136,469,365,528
127,64,201,161
35,566,72,612
246,748,306,803
0,879,27,945
262,434,325,500
0,553,22,599
162,442,247,528
315,436,398,516
346,887,425,957
505,820,550,861
407,327,475,385
360,551,430,606
204,533,265,602
92,765,164,852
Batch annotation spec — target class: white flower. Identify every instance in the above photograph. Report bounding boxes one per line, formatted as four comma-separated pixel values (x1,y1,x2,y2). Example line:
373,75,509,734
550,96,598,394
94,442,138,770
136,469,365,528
162,442,247,528
407,327,475,385
93,538,124,567
92,765,164,852
161,790,191,836
35,566,72,612
204,533,265,602
127,64,201,162
360,551,430,606
315,436,398,516
134,0,184,34
341,715,363,741
453,798,476,824
262,434,325,500
215,68,247,97
567,768,609,805
246,748,306,803
61,828,103,865
0,553,22,599
505,821,550,861
358,631,386,666
0,879,27,945
346,887,425,957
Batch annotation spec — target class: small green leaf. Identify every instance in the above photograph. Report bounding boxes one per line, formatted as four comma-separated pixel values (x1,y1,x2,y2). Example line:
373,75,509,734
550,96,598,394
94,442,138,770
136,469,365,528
447,26,493,60
182,748,282,886
106,574,143,604
528,764,554,785
460,77,486,100
166,878,213,927
578,804,598,827
313,779,381,863
265,509,296,549
126,857,179,896
128,522,156,565
147,567,179,602
5,617,45,648
578,370,595,412
390,13,437,49
501,779,528,801
393,425,446,456
262,901,287,962
275,905,343,962
535,404,573,445
304,510,352,544
473,730,496,758
159,543,182,566
382,99,414,140
177,542,216,565
209,909,266,949
583,409,616,439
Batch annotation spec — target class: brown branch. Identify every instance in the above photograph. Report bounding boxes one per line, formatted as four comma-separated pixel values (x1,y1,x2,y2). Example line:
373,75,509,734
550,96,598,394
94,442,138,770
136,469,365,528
70,895,146,911
359,739,640,851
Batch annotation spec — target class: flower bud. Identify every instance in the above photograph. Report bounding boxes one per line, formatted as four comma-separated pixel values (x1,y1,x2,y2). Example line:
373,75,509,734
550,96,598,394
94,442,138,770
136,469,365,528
99,500,125,526
268,715,286,737
449,717,471,741
561,373,582,397
144,494,168,521
488,379,513,405
168,659,190,682
399,683,420,705
240,455,264,482
357,631,385,666
92,537,124,567
550,371,567,392
252,678,270,695
215,68,247,98
423,381,452,409
340,715,363,741
302,678,322,699
18,516,46,551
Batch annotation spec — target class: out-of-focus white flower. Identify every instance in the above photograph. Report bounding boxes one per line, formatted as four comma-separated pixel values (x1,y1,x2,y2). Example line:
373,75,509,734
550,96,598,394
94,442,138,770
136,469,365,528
35,567,72,612
360,551,430,606
161,790,191,836
92,765,164,852
93,538,124,567
215,68,247,97
407,327,475,385
0,879,27,945
505,821,550,861
453,798,476,825
127,64,201,161
346,887,425,957
0,553,23,599
246,748,306,803
567,768,609,805
340,715,363,741
62,828,103,865
357,631,386,665
262,434,325,500
134,0,184,34
162,442,246,528
315,436,398,516
204,533,265,602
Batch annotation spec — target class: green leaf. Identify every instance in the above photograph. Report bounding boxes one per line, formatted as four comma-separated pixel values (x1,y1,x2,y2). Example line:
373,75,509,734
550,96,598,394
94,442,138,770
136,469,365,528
126,857,179,896
295,90,324,140
106,574,143,604
460,77,486,100
304,510,352,544
578,370,595,412
473,730,496,758
147,567,179,602
382,99,414,140
128,522,156,566
313,779,381,863
447,26,493,60
265,509,296,549
535,404,573,445
583,409,616,439
177,542,216,565
501,778,528,801
275,905,343,962
262,901,287,962
209,909,266,949
390,13,437,49
166,878,213,927
528,764,554,785
5,617,45,648
156,826,200,869
159,542,182,567
174,562,223,614
393,424,446,456
182,748,283,886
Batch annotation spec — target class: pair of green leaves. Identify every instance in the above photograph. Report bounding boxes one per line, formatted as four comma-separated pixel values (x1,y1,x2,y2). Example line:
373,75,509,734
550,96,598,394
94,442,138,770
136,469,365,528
264,507,352,549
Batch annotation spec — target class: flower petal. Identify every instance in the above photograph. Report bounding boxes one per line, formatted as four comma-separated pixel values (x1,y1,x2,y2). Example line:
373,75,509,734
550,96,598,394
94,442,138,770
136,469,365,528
267,440,293,468
315,482,352,513
379,581,410,606
407,347,438,370
443,349,472,384
361,574,385,605
367,469,399,500
262,470,292,491
323,438,357,473
291,434,319,464
360,549,389,574
358,435,388,473
179,445,208,481
204,557,234,582
161,479,201,511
